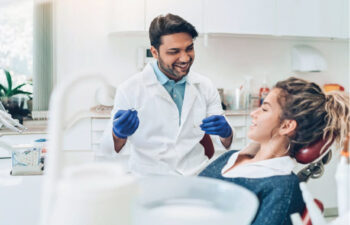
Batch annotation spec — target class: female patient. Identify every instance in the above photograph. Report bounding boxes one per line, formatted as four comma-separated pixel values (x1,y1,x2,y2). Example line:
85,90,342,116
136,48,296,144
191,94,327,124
199,77,350,225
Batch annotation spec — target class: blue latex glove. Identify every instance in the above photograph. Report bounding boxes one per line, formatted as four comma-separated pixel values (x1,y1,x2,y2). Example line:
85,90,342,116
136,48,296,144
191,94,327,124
112,109,139,139
200,115,232,138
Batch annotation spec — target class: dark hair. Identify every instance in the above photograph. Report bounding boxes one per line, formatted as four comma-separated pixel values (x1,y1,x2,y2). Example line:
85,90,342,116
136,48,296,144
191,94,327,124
275,77,349,156
149,13,198,49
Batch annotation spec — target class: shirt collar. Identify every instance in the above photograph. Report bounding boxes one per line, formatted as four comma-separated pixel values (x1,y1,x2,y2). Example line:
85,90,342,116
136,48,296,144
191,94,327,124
251,156,297,174
151,61,187,85
222,149,297,178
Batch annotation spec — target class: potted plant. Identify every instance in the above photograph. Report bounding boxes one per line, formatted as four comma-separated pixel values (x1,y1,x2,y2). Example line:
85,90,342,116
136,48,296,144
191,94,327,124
0,68,32,122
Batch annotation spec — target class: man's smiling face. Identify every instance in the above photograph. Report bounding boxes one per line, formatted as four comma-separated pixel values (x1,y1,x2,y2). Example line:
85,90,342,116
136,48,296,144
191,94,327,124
151,32,195,81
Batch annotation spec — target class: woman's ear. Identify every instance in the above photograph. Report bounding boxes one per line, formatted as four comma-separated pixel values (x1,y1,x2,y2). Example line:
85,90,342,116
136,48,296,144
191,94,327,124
279,119,297,137
150,46,159,59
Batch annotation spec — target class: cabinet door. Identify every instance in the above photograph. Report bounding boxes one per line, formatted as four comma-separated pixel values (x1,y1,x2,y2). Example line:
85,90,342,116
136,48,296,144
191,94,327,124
204,0,276,35
91,118,110,152
277,0,348,38
110,0,145,33
276,0,320,37
145,0,203,33
225,114,251,150
63,118,91,151
318,0,348,38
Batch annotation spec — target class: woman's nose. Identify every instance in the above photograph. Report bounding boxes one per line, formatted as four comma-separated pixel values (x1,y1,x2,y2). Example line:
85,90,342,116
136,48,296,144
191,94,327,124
250,108,259,118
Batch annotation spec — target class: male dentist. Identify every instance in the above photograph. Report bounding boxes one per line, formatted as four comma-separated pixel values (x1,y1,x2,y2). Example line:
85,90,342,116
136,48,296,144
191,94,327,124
101,14,233,176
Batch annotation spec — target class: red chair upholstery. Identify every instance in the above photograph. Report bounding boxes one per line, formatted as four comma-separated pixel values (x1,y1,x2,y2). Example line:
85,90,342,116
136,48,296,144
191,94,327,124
199,134,215,159
295,138,333,164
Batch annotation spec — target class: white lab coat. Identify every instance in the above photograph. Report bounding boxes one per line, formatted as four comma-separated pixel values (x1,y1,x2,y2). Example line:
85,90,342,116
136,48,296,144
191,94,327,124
100,63,232,176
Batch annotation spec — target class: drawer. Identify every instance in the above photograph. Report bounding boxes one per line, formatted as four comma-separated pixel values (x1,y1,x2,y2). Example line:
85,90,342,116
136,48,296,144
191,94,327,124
91,143,100,152
91,130,104,144
91,118,110,131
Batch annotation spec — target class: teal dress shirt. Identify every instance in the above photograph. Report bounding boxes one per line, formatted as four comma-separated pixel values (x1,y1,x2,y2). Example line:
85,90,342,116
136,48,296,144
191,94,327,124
151,61,186,124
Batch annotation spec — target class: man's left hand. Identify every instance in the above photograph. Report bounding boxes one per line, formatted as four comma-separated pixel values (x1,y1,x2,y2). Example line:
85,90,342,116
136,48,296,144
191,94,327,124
200,115,232,138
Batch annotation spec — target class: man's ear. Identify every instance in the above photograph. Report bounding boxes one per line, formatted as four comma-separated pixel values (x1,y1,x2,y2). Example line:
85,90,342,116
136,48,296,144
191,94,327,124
150,46,159,59
279,119,297,137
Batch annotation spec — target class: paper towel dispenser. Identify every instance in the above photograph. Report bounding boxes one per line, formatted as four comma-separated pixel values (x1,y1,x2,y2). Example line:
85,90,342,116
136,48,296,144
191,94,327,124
291,45,327,72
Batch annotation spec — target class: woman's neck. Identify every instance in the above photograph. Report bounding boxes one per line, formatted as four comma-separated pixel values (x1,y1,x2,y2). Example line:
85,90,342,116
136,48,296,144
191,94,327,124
253,139,289,161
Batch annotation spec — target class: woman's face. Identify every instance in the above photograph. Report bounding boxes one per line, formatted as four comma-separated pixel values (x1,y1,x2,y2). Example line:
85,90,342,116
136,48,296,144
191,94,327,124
248,88,283,143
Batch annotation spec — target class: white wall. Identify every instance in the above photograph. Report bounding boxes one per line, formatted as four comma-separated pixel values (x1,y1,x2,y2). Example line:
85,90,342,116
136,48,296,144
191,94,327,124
195,36,349,94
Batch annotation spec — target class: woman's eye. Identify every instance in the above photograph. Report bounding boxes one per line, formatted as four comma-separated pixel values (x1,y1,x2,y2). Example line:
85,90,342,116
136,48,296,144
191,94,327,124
262,108,267,112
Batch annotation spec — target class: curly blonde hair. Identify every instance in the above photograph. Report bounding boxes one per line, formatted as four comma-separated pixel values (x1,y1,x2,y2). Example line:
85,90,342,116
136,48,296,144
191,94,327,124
274,77,350,156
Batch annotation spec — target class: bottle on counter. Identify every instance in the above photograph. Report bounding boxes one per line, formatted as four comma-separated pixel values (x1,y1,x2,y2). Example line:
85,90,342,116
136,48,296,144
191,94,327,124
259,77,270,106
243,76,253,110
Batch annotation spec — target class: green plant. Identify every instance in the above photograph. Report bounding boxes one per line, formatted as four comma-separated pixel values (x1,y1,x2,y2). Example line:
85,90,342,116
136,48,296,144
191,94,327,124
0,68,32,98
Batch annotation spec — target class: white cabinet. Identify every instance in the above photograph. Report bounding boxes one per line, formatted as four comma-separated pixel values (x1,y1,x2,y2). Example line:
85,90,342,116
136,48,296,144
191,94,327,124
276,0,348,38
64,117,110,152
145,0,203,33
212,113,251,152
204,0,276,35
63,118,91,151
226,113,251,150
0,118,106,155
109,0,203,34
318,0,348,39
276,0,320,37
109,0,145,34
91,118,110,152
109,0,348,39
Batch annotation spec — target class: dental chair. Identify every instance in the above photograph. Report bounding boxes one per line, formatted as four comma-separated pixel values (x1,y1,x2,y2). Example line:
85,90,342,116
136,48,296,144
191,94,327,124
200,134,215,159
296,138,333,225
199,134,333,225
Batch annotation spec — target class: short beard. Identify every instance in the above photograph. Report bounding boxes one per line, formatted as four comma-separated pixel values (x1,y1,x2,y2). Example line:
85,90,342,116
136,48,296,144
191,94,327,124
158,56,192,80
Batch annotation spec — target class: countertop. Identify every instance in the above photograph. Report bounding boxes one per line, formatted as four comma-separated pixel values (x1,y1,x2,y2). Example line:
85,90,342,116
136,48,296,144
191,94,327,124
0,119,47,136
0,106,109,136
0,106,252,137
89,105,252,119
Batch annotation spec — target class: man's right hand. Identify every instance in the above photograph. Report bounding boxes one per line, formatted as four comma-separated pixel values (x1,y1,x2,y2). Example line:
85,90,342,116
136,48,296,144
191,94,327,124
112,109,139,139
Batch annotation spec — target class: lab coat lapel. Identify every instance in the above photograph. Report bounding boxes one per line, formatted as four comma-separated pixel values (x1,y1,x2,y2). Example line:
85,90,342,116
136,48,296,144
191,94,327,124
142,63,174,104
180,72,200,127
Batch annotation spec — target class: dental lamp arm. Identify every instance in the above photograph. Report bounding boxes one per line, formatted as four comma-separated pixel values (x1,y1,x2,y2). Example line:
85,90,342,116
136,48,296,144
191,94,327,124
0,110,26,133
40,74,111,225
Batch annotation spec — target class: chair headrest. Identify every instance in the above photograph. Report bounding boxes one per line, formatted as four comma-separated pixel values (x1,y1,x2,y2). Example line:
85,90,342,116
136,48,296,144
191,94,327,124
295,138,333,164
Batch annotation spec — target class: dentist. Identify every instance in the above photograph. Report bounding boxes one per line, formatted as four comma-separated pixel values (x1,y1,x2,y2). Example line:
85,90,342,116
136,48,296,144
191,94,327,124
101,14,233,176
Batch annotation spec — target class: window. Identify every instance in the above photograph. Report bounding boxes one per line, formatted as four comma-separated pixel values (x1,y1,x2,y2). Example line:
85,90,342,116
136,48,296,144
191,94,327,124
0,0,33,86
0,0,53,119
